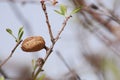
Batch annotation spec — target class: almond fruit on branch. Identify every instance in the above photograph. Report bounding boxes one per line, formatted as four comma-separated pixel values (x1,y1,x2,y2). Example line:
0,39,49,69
21,36,48,52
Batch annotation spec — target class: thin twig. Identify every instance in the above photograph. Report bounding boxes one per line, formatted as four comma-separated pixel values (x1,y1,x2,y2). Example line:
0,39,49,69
33,1,72,80
33,16,71,79
55,16,72,42
41,1,54,42
33,17,71,80
0,40,22,67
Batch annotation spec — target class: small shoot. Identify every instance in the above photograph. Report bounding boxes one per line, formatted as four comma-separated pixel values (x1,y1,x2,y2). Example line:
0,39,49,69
54,4,67,16
55,4,82,17
0,76,4,80
70,6,82,15
6,26,24,43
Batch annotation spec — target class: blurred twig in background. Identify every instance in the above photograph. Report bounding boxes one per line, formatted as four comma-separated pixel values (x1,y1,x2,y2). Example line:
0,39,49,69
72,0,120,57
8,2,34,36
56,51,81,80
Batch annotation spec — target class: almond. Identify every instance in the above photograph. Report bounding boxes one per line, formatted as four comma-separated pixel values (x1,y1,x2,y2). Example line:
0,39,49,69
21,36,45,52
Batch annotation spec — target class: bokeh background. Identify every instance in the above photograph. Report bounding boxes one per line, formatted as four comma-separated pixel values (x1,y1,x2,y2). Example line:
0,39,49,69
0,0,120,80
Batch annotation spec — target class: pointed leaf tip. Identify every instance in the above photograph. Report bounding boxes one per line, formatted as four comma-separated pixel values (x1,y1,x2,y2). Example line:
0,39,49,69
18,27,24,41
6,28,13,35
71,6,82,14
60,4,67,16
54,10,62,15
18,27,23,36
18,30,24,40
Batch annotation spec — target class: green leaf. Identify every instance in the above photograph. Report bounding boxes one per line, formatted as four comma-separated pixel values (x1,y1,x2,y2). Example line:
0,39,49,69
6,28,13,35
6,28,17,41
18,30,24,41
18,27,23,36
0,76,4,80
6,27,24,42
18,27,24,41
38,74,45,80
70,6,82,14
60,4,67,15
54,10,63,15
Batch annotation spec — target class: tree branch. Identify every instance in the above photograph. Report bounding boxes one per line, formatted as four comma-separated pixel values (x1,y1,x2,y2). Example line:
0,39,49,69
0,40,22,67
33,1,72,80
41,1,54,43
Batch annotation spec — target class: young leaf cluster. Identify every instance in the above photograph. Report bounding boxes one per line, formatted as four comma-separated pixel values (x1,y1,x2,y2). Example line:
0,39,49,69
54,4,67,16
54,4,82,16
6,27,24,42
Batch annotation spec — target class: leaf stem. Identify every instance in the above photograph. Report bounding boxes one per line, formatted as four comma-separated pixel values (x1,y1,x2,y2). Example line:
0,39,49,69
11,34,19,42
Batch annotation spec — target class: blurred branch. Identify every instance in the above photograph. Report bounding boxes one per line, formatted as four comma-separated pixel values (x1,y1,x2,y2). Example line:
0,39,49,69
73,0,120,39
8,2,34,36
0,68,8,78
96,0,120,22
72,0,120,57
56,51,81,80
79,11,120,57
